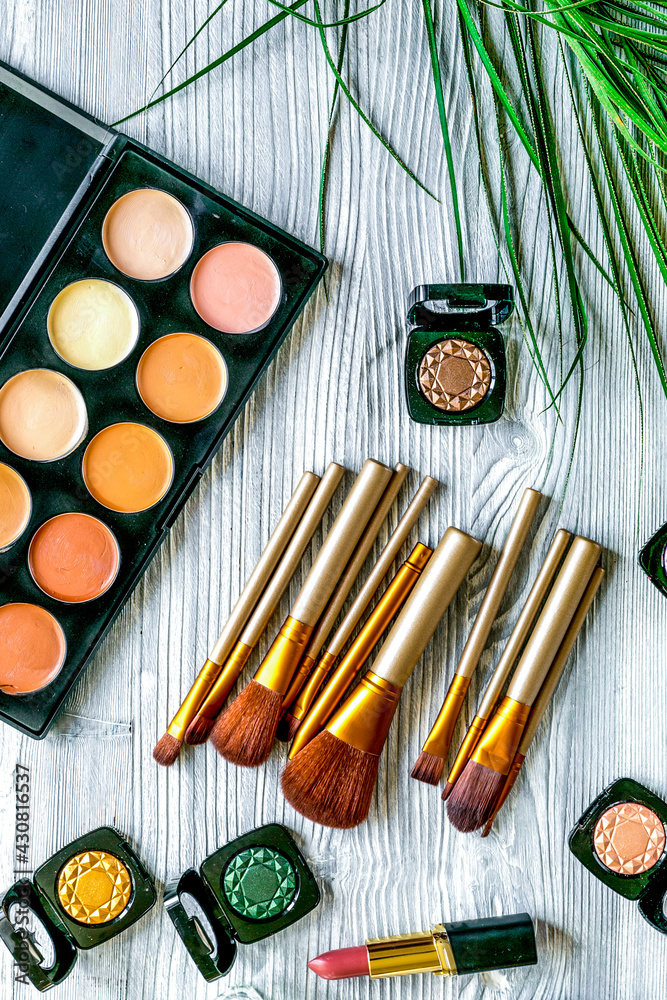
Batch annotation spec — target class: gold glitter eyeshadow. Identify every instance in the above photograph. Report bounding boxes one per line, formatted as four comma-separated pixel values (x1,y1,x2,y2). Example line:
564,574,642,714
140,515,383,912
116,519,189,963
57,850,133,924
593,802,666,875
418,338,491,412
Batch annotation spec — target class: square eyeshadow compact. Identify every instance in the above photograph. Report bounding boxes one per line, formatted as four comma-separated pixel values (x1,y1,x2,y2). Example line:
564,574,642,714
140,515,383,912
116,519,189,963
164,824,320,981
404,283,513,426
0,827,156,990
569,778,667,934
0,61,326,738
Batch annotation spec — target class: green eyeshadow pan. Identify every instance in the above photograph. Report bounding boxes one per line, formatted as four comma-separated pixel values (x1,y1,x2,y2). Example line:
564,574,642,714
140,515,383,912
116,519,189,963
223,847,297,920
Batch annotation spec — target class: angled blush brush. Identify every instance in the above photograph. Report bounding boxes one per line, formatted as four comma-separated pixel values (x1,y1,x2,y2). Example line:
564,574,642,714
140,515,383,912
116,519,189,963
152,470,320,766
281,526,482,828
412,487,542,785
447,535,602,833
210,458,394,766
288,542,432,757
481,565,604,837
276,462,411,736
284,476,438,745
441,528,571,800
182,461,346,745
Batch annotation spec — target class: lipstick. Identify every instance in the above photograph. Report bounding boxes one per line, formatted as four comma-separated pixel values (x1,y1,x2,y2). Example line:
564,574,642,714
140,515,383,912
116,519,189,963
308,913,537,980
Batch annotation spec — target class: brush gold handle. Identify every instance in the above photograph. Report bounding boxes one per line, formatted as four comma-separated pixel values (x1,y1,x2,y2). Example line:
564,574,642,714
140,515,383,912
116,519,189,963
455,488,542,680
475,528,572,720
290,459,394,627
371,527,482,689
210,471,320,666
507,536,601,705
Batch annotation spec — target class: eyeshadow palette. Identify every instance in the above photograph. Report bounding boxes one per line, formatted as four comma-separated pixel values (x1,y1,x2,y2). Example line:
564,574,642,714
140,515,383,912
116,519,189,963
0,62,326,737
164,823,320,981
0,826,156,991
404,283,513,426
569,778,667,934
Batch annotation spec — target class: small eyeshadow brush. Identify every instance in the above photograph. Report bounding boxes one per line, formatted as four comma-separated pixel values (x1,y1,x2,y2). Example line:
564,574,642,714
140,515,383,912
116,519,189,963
412,488,542,786
442,528,572,800
152,470,320,765
183,462,346,745
282,476,438,744
481,565,604,837
281,527,481,828
288,542,432,758
277,463,411,732
447,535,602,833
210,459,394,766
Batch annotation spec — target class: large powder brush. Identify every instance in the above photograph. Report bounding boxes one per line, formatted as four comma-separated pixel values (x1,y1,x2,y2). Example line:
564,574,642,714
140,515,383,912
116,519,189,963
281,526,482,828
210,459,394,767
447,535,602,833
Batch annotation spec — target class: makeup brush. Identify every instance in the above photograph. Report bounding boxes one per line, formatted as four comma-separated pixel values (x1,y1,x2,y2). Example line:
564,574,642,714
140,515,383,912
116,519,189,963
288,543,432,757
446,535,602,833
441,528,571,800
277,463,411,733
284,476,438,745
481,565,604,836
281,527,482,828
152,470,320,766
210,459,394,766
412,488,542,786
183,462,346,745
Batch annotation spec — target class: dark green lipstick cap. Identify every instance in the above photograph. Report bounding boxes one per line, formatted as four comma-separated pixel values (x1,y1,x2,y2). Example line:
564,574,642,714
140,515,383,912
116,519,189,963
446,912,537,975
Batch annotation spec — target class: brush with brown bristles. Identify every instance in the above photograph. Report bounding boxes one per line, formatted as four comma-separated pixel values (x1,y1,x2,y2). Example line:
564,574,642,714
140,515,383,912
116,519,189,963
276,462,411,740
281,526,482,828
209,459,394,767
152,470,321,766
481,565,604,837
441,528,572,800
447,535,602,834
283,476,438,746
182,462,346,746
411,488,542,786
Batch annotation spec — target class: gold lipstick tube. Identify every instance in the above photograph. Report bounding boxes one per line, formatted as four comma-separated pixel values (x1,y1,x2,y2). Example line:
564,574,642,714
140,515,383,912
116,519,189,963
367,926,457,977
288,542,432,758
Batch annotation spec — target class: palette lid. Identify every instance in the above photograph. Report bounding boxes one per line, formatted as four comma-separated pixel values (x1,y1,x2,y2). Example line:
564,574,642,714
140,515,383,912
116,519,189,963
164,869,237,982
0,879,78,991
0,61,115,330
407,283,514,331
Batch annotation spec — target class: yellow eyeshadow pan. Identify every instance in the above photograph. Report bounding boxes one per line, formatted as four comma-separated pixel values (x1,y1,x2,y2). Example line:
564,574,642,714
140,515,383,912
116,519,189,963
47,279,140,371
0,369,88,462
57,850,133,925
82,422,174,513
102,188,194,280
136,333,228,423
0,463,31,551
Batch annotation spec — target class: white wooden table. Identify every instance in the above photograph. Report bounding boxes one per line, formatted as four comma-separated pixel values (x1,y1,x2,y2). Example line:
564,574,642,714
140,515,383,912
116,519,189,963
1,2,666,998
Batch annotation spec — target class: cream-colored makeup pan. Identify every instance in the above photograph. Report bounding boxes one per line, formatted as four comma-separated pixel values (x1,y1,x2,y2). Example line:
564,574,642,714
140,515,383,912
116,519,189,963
0,603,66,695
48,279,140,371
136,333,228,423
0,369,88,462
190,242,282,334
82,422,174,513
29,513,120,603
102,188,194,280
0,464,31,551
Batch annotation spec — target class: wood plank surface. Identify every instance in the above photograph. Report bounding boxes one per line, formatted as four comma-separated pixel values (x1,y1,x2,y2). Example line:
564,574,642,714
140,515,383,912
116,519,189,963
1,2,666,998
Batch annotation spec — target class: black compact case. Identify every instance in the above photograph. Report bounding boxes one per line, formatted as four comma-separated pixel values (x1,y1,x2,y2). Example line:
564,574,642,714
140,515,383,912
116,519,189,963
404,283,513,426
0,62,326,737
164,823,320,981
569,778,667,934
0,826,156,990
638,522,667,598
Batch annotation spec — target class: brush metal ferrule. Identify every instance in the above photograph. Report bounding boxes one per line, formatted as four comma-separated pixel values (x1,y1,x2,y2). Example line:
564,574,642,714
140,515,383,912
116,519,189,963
471,697,530,775
367,925,457,978
289,650,337,723
167,658,222,740
422,674,471,758
197,641,254,722
326,671,402,755
254,616,314,695
446,714,487,788
281,655,317,710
